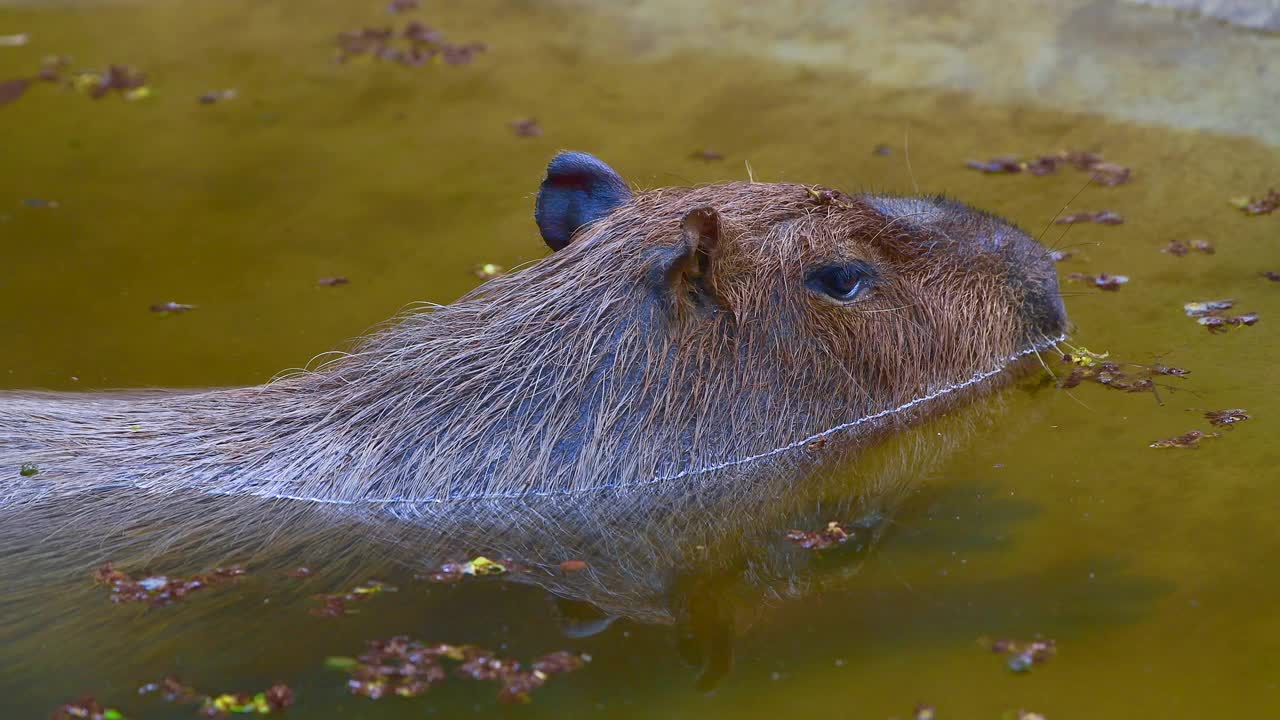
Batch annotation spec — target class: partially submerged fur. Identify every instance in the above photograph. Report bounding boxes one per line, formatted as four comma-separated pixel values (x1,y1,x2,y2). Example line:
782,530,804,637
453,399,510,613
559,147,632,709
0,152,1066,509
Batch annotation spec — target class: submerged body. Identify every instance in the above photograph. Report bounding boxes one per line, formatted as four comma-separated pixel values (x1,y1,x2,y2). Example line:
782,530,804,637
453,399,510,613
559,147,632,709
0,152,1067,509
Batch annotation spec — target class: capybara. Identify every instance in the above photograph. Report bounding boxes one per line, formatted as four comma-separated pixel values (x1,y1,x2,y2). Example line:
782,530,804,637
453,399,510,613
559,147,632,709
0,151,1067,511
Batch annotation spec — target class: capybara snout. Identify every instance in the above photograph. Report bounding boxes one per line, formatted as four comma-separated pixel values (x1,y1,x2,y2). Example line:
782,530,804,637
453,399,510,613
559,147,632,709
856,193,1069,345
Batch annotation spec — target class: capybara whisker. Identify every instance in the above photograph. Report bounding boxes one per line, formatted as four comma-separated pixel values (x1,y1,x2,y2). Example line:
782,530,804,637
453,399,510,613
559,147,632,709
1038,173,1097,247
862,303,922,314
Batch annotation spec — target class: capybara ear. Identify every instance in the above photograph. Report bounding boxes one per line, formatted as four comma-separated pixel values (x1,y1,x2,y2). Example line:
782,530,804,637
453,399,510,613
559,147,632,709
680,207,720,283
534,151,633,251
667,206,724,308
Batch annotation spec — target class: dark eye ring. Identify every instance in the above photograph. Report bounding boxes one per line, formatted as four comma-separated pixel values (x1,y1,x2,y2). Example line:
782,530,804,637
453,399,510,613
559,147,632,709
805,262,875,303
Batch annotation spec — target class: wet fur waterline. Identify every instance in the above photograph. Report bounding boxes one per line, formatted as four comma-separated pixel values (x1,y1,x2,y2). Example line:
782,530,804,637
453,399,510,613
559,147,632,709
254,332,1071,509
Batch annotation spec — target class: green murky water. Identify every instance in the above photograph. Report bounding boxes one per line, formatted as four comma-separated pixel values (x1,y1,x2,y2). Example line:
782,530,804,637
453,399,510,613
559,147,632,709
2,1,1278,718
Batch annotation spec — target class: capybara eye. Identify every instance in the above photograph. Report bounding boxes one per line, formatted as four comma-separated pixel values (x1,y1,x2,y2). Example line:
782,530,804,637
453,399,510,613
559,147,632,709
805,262,875,303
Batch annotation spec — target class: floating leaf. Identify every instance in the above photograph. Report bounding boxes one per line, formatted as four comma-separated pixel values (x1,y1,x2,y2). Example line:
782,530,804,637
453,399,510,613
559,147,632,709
465,556,506,576
324,656,358,670
784,520,852,550
309,580,396,617
1231,189,1279,215
198,88,237,105
1067,272,1128,290
146,677,292,717
1150,430,1219,449
53,697,128,720
330,636,587,704
94,562,245,606
983,636,1056,673
1198,312,1258,334
351,580,395,594
1062,346,1109,367
508,118,542,137
1162,239,1213,256
0,77,31,107
138,675,198,703
1184,299,1234,317
1054,349,1191,398
966,156,1023,174
337,21,485,66
1205,409,1249,426
418,556,526,583
123,86,151,102
1055,210,1123,225
966,150,1131,185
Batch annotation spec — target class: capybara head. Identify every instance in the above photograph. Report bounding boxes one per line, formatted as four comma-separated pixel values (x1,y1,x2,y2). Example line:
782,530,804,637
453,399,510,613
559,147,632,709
519,152,1068,485
536,151,1066,348
1,151,1067,507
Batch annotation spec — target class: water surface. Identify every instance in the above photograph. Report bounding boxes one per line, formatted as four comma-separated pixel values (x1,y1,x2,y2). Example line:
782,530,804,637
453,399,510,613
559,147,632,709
1,1,1278,717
